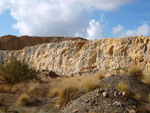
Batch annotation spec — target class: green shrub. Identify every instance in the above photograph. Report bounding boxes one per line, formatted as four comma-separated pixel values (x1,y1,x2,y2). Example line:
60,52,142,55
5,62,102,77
0,57,36,83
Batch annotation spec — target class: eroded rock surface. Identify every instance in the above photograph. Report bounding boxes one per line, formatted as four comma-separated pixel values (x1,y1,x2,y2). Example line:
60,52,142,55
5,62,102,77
0,36,150,76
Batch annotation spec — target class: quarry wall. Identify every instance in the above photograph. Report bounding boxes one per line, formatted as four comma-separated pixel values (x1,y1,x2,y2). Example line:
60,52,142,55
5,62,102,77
0,35,150,76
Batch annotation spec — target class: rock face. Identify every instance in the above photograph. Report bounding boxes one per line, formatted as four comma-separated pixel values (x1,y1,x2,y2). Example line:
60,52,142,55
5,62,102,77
0,35,86,50
0,35,150,76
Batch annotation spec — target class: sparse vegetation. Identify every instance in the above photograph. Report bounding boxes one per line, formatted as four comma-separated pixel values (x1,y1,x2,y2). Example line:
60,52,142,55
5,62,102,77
128,66,143,79
57,85,84,106
81,77,100,92
48,88,59,98
113,67,127,71
28,86,36,94
17,94,31,106
48,74,102,105
142,74,150,86
0,57,36,83
95,71,105,80
134,93,141,101
117,82,129,92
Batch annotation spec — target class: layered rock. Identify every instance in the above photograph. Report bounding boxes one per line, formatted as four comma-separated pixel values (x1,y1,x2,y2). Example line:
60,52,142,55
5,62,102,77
0,35,86,50
0,35,150,76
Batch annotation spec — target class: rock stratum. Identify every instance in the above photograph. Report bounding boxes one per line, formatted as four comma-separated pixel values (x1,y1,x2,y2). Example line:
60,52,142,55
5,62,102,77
0,35,150,76
0,35,86,50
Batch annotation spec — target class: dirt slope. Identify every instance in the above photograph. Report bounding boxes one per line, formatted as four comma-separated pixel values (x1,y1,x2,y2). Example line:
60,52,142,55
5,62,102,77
62,75,150,113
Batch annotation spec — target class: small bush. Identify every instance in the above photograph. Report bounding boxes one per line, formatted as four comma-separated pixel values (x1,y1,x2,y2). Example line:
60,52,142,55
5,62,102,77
117,82,129,92
0,57,36,83
17,94,31,106
134,93,141,101
128,66,143,79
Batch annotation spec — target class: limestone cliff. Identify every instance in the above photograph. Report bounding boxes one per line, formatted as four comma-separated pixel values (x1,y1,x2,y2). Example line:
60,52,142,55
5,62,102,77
0,35,150,76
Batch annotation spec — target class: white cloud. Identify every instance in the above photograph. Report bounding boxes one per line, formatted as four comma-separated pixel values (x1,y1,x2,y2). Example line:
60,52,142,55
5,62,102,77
68,0,132,11
112,25,124,36
87,19,104,40
0,0,133,38
122,24,150,37
112,24,150,37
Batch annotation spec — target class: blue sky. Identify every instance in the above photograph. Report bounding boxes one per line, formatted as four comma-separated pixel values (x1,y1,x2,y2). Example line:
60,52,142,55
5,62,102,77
0,0,150,39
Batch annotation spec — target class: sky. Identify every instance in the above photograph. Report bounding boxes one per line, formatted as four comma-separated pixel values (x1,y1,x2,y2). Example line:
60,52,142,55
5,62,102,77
0,0,150,40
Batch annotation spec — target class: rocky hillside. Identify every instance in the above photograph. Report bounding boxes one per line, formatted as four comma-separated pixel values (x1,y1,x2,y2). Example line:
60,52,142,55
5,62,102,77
0,35,150,76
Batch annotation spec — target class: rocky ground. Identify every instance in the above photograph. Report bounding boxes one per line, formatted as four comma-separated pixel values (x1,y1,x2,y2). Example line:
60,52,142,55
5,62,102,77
0,93,60,113
62,75,150,113
0,75,150,113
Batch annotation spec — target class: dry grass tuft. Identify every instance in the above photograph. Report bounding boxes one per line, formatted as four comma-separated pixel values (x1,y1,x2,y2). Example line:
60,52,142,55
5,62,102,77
117,82,129,92
134,93,141,101
142,74,150,86
17,94,31,106
0,70,103,106
95,71,105,80
80,75,100,92
128,66,143,79
48,74,102,105
57,85,84,106
48,88,59,98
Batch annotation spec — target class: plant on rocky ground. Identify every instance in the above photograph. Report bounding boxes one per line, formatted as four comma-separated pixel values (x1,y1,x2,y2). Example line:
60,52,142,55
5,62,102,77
49,74,102,105
0,57,36,83
81,76,100,92
117,82,129,92
48,88,59,98
142,74,150,86
128,66,143,79
95,71,105,80
134,93,141,101
113,67,127,71
28,86,36,94
57,85,85,106
17,94,31,106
